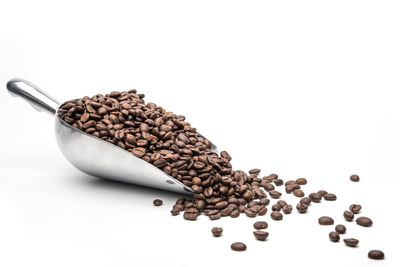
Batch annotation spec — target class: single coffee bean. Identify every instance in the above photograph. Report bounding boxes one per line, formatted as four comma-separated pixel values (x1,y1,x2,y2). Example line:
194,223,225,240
296,203,308,213
183,208,199,221
295,178,307,185
343,210,354,221
269,190,282,199
277,200,287,208
350,174,360,182
309,193,322,203
271,211,283,220
153,199,163,206
231,242,247,251
335,224,346,234
259,198,270,206
293,189,305,198
329,231,340,242
253,230,269,241
258,206,268,216
209,212,222,220
274,179,283,186
323,193,337,201
317,190,328,197
368,250,384,260
253,221,268,230
349,204,362,214
318,216,334,225
211,227,223,237
264,183,275,191
249,168,261,175
272,204,281,211
344,238,359,247
245,208,257,218
282,205,292,214
300,197,312,205
230,209,240,218
356,216,373,227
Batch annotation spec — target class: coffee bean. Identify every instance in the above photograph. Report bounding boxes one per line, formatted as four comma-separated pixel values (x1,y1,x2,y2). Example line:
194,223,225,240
274,179,283,186
272,204,281,211
132,147,146,158
368,250,384,260
183,208,199,221
356,216,373,227
253,230,269,241
317,190,327,197
293,189,305,198
269,190,282,199
295,178,307,185
282,205,292,214
253,221,268,230
231,242,247,251
344,238,359,247
296,203,308,213
230,209,240,218
329,231,340,242
277,200,287,208
309,193,322,203
258,206,268,216
209,212,222,220
264,183,275,192
349,204,362,214
211,227,223,237
318,216,334,225
153,199,163,206
271,211,283,220
335,224,346,234
259,198,270,206
343,210,354,222
245,208,257,218
323,193,337,201
249,168,261,175
350,174,360,182
300,197,312,205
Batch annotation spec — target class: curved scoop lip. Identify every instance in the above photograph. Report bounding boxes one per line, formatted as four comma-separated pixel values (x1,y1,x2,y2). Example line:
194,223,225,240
54,114,195,195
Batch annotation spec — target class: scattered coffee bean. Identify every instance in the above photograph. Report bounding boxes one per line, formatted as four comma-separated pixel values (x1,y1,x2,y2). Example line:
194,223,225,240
277,200,287,208
349,204,362,214
272,204,281,211
368,250,384,260
296,178,307,185
274,179,283,186
293,189,305,198
211,227,223,237
282,205,292,214
356,216,373,227
350,174,360,182
300,197,312,205
317,190,328,197
183,208,199,221
231,242,247,251
309,193,322,203
329,231,340,242
323,193,337,201
230,209,240,218
253,230,269,241
253,221,268,230
318,216,334,225
344,238,359,247
259,198,270,206
249,168,261,175
269,190,282,199
153,199,163,206
335,224,346,234
296,203,308,213
271,211,283,220
343,210,354,222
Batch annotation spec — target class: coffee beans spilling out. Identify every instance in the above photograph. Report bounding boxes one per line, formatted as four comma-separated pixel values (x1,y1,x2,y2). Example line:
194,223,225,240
231,242,247,251
59,91,383,260
211,227,223,237
368,250,384,260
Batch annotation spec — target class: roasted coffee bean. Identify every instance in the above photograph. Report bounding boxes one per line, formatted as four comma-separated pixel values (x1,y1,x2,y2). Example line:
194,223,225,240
318,216,334,225
230,209,240,218
309,193,322,203
344,238,359,247
344,210,354,222
282,205,292,214
253,230,269,241
296,203,308,213
350,174,360,182
272,204,281,211
349,204,362,214
368,250,384,260
231,242,247,251
153,199,163,206
253,221,268,230
274,179,283,186
269,190,282,199
356,216,373,227
209,212,222,220
323,193,337,201
249,168,261,175
245,208,257,218
277,200,287,208
335,224,346,234
317,190,327,197
183,208,199,221
300,197,312,205
329,231,340,242
258,206,268,216
264,183,275,191
296,178,307,185
285,184,295,194
259,198,270,206
293,189,305,198
211,227,223,237
271,211,283,220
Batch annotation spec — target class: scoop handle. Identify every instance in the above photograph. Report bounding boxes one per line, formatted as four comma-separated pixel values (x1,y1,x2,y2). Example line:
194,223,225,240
6,78,59,116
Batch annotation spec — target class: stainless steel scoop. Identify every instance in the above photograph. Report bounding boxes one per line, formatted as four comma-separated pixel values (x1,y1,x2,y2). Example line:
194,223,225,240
7,78,218,195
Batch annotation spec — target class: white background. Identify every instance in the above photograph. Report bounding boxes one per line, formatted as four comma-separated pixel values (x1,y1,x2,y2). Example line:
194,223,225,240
0,1,399,266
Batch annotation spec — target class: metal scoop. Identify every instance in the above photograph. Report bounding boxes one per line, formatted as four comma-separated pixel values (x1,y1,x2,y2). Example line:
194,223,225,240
7,78,218,195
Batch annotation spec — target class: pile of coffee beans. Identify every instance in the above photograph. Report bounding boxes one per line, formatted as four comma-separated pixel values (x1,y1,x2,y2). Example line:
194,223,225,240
59,90,384,260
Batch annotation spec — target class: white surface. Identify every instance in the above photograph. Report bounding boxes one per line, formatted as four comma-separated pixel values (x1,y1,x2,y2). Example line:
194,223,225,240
0,1,399,266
